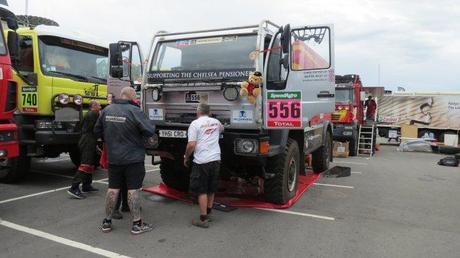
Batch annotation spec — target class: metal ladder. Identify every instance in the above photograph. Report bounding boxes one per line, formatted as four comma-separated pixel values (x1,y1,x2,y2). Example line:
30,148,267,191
358,125,375,157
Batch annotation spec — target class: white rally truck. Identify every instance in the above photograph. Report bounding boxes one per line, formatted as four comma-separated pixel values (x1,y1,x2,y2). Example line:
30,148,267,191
109,21,335,204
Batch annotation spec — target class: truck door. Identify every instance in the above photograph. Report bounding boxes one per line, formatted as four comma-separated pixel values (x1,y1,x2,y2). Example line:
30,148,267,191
108,41,143,98
264,25,335,129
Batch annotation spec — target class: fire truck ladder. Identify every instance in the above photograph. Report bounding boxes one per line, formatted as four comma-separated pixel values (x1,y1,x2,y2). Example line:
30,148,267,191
358,125,375,157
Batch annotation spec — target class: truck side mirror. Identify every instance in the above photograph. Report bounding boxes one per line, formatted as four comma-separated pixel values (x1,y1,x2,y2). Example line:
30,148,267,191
27,73,38,86
109,43,123,78
280,55,289,70
6,17,18,30
7,31,19,67
280,24,291,54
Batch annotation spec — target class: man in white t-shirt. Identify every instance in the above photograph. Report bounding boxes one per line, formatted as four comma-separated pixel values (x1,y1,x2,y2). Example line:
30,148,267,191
184,103,224,228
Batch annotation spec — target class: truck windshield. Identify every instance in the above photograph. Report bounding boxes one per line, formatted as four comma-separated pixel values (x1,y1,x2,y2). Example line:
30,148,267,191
38,36,108,83
149,34,257,81
335,88,354,104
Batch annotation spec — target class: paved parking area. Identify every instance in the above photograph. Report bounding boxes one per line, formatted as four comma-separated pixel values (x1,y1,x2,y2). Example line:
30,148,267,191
1,146,460,258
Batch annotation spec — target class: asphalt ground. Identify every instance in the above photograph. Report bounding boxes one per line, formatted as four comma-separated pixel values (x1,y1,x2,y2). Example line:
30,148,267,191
1,146,460,258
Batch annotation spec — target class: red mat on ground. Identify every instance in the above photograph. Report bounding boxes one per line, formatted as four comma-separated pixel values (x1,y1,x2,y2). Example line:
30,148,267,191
143,173,320,209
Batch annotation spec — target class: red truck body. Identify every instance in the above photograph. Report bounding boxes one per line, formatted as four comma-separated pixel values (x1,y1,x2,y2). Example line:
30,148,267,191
0,5,18,160
332,74,364,156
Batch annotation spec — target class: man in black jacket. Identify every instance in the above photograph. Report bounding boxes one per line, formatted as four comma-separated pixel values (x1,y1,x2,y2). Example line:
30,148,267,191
67,100,101,199
94,87,155,235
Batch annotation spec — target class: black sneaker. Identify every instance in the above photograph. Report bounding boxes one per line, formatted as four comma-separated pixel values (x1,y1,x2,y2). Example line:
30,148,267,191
192,219,209,228
112,210,123,220
81,185,99,193
131,222,153,235
67,188,86,199
100,219,112,233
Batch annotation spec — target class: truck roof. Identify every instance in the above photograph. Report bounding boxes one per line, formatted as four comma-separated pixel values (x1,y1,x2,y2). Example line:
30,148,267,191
18,25,108,49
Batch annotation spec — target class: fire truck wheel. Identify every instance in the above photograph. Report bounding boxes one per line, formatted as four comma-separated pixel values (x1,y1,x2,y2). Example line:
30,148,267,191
349,135,358,157
264,138,299,204
312,130,332,173
0,146,31,183
160,156,190,192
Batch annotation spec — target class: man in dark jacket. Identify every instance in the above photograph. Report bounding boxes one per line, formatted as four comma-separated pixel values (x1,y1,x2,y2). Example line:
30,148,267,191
67,100,101,199
94,87,156,235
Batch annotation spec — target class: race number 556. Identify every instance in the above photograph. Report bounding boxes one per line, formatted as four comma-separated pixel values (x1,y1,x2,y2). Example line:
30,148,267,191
268,102,301,119
266,91,302,128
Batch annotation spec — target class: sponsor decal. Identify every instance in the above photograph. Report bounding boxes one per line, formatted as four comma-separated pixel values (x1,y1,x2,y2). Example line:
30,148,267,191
266,91,302,128
22,86,37,92
148,108,164,120
146,68,254,82
23,107,37,112
232,110,254,124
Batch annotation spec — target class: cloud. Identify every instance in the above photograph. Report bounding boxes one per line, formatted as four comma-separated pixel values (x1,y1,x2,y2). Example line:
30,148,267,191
8,0,460,91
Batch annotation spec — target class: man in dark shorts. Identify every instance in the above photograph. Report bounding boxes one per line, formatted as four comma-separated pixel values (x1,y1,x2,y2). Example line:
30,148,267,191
67,100,101,199
94,87,155,235
184,103,224,228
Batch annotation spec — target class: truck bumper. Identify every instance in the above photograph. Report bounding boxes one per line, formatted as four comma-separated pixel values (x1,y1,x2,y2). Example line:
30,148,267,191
35,130,80,145
0,123,19,159
333,124,355,141
150,127,273,161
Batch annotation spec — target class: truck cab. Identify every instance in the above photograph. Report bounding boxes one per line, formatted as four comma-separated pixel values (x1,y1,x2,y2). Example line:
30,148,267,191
332,74,364,156
2,24,109,182
110,21,335,204
0,2,20,182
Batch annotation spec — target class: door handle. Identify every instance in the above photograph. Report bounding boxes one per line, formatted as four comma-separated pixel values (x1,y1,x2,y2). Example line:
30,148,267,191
317,91,334,98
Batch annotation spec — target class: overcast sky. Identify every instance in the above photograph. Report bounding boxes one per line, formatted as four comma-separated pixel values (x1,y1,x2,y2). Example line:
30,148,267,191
8,0,460,92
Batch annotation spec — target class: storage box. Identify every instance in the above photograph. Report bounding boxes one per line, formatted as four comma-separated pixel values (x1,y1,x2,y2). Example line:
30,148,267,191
333,141,349,158
401,124,418,139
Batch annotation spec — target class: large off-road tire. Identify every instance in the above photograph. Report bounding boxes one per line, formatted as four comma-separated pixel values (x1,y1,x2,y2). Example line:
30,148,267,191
0,146,31,183
160,156,190,192
349,133,358,157
264,138,300,204
312,130,332,173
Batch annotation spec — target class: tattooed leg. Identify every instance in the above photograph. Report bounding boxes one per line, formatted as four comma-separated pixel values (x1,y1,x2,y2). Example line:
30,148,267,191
105,188,120,219
127,189,141,222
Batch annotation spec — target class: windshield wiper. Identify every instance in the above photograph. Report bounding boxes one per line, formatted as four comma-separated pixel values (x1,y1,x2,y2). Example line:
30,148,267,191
48,71,90,82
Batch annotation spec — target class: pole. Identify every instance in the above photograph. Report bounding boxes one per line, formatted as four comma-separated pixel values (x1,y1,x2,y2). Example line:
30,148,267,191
25,0,29,26
377,63,381,86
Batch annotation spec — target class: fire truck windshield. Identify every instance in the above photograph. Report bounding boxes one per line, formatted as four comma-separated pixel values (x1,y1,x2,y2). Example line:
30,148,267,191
150,34,257,73
335,88,354,104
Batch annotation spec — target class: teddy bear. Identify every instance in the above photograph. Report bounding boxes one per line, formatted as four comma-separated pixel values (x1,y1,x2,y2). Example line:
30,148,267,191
240,71,263,104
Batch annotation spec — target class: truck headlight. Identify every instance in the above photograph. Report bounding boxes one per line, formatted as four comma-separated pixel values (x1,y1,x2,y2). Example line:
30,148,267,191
223,87,239,101
58,94,70,104
235,138,258,154
73,95,83,105
151,88,161,102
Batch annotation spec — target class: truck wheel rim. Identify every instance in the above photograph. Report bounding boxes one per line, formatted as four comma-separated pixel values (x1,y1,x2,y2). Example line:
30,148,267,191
287,157,297,192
